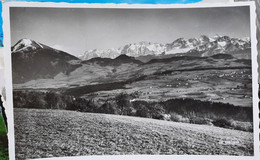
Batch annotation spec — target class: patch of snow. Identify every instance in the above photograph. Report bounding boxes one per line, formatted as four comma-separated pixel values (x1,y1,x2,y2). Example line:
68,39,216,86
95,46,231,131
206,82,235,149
12,39,33,52
165,48,191,55
21,39,32,46
12,39,44,53
218,41,227,47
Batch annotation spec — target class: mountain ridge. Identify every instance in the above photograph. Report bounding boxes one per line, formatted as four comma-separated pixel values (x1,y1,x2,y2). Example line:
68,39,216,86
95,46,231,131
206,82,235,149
82,54,143,66
11,36,251,85
80,35,251,61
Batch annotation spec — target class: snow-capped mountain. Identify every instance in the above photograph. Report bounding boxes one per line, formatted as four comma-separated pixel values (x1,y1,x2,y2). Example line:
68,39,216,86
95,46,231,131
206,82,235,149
193,36,251,57
11,38,79,83
11,37,252,86
79,48,121,60
79,42,166,60
80,35,251,60
120,41,165,57
12,38,45,53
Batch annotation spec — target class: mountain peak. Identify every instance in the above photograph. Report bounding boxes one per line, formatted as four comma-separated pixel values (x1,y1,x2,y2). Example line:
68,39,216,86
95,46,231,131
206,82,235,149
216,35,231,42
19,38,33,45
172,38,185,43
199,35,210,44
12,39,79,83
12,38,44,53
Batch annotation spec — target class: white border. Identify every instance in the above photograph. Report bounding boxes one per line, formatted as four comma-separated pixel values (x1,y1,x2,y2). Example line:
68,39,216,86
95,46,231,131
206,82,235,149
3,3,15,160
2,2,259,160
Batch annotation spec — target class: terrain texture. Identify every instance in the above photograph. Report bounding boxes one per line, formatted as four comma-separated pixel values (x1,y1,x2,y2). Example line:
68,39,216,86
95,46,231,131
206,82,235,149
14,108,254,160
12,36,254,159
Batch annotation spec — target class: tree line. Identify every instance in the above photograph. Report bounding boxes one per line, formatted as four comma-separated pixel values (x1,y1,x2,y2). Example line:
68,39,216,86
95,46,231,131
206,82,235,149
13,90,253,132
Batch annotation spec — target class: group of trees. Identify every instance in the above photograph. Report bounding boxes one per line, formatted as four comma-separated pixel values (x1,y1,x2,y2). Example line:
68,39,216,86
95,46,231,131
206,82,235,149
13,90,166,119
14,91,67,110
14,91,94,111
13,90,253,132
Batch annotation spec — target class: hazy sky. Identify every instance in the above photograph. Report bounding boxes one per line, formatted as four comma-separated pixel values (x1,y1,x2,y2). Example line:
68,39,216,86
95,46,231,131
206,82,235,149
10,6,250,56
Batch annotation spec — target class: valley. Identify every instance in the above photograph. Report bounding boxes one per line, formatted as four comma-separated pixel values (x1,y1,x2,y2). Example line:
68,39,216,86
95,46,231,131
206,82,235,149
11,35,256,159
13,53,252,107
8,3,257,159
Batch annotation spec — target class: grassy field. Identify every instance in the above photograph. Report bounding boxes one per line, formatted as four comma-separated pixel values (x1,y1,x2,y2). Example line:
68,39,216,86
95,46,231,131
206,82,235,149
0,115,8,160
14,108,254,160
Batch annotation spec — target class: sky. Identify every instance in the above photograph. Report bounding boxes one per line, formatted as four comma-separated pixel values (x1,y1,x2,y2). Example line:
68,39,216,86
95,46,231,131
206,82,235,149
10,6,250,56
1,0,234,47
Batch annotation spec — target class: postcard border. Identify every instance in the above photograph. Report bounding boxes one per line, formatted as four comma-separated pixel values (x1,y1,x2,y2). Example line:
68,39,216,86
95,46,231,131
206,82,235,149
3,2,259,160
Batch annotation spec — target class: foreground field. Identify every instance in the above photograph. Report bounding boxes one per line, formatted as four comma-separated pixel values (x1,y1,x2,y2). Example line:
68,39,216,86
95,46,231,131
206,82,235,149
14,108,254,160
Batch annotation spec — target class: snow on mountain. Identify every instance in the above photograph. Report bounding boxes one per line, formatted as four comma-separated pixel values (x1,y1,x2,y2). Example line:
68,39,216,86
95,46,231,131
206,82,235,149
11,39,79,83
79,48,121,60
121,41,165,57
79,35,251,60
12,38,44,53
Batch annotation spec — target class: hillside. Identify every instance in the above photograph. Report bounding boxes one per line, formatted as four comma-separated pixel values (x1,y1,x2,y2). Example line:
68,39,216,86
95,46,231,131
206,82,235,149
13,54,252,107
12,39,80,83
82,54,143,66
14,108,253,160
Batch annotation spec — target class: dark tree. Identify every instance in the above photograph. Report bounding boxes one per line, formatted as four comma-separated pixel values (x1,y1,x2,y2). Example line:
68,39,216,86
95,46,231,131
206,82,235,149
45,91,59,109
98,101,118,114
115,93,132,115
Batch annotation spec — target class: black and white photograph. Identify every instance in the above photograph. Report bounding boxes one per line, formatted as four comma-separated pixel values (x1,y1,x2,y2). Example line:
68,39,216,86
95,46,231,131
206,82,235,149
3,2,259,160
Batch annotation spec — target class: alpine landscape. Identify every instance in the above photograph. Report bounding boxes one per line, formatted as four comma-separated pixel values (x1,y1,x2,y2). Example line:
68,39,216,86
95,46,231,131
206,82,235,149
10,6,255,160
12,35,254,159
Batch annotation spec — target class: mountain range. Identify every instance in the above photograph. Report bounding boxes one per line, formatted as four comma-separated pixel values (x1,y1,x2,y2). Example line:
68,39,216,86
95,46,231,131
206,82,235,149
11,37,253,107
79,35,251,61
11,36,251,84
